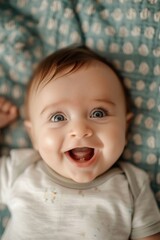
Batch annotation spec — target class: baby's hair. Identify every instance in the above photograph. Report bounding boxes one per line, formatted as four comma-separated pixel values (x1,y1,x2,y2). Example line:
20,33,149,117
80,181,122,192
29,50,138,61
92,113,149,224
25,45,130,119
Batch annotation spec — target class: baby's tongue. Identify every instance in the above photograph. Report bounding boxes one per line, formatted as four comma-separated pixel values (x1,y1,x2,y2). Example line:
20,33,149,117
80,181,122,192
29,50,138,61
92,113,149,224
69,147,94,161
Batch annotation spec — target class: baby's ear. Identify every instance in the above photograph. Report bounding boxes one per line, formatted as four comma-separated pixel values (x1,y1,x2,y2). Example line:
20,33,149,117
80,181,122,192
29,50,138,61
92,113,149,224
24,120,32,137
125,112,133,145
24,120,37,149
126,112,134,130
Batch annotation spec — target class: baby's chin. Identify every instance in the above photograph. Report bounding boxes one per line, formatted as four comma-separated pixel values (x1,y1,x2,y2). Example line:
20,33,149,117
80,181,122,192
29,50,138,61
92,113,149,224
70,172,98,184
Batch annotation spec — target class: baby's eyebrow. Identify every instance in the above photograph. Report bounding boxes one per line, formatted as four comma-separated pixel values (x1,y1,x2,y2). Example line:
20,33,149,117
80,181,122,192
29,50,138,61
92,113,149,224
93,98,115,106
40,103,60,116
40,99,115,116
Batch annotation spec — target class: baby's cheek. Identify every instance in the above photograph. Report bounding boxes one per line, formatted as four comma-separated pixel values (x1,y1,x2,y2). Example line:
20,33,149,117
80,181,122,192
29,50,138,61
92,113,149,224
104,127,126,152
37,134,58,165
38,131,58,151
42,134,56,150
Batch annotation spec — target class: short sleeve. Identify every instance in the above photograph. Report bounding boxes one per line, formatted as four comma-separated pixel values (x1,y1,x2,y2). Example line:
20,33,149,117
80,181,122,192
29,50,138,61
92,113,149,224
131,173,160,239
0,149,38,204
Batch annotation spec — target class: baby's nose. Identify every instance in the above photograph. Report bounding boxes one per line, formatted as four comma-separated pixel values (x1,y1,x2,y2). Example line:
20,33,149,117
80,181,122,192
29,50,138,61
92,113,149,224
69,120,93,139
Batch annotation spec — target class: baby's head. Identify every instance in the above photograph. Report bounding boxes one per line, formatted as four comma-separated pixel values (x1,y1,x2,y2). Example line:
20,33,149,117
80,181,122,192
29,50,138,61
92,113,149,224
25,46,132,183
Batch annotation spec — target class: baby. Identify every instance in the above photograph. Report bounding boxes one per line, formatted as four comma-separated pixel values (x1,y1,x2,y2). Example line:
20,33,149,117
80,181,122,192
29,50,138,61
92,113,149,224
0,46,160,240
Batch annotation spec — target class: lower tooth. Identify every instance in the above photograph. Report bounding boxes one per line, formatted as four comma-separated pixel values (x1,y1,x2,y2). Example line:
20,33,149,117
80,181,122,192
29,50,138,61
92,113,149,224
79,158,85,162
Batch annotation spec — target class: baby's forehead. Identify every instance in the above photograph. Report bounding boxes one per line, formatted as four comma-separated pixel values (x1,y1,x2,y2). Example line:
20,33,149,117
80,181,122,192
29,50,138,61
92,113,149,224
30,60,122,102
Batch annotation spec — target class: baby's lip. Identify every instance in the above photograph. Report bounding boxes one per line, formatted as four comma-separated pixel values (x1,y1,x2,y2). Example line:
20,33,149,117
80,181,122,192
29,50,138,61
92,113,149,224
65,147,98,168
68,147,94,162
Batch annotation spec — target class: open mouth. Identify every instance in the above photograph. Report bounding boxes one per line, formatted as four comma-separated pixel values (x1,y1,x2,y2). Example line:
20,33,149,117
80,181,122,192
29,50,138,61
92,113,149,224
67,147,94,163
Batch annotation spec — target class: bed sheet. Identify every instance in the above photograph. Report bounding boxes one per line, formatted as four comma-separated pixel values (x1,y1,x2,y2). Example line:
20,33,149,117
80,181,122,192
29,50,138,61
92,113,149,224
0,0,160,236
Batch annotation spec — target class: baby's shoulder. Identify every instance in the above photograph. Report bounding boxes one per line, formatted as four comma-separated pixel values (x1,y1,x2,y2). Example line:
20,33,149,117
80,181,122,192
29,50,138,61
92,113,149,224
118,161,150,200
10,148,39,165
118,161,149,180
0,149,40,182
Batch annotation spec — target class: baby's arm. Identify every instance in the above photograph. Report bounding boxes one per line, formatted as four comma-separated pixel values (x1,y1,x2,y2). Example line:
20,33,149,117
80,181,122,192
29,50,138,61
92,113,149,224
0,97,18,128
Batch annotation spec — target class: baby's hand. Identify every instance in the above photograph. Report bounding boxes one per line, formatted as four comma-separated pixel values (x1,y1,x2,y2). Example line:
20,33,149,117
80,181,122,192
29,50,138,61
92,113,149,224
0,97,18,128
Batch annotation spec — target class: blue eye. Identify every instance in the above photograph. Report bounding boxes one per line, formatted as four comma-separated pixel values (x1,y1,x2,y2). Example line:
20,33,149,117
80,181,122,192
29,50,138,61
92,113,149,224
51,113,66,122
90,109,107,118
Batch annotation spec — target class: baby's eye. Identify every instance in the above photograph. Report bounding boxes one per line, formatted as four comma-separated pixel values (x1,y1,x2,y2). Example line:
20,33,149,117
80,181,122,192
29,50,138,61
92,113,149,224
90,108,107,118
50,113,66,122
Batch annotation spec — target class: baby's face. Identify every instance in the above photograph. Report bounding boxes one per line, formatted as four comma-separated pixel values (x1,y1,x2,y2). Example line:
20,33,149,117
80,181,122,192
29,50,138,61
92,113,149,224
28,61,130,183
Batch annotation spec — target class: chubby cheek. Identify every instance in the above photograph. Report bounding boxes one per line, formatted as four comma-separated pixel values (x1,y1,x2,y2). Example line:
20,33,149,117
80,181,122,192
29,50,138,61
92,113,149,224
36,129,61,158
102,124,126,156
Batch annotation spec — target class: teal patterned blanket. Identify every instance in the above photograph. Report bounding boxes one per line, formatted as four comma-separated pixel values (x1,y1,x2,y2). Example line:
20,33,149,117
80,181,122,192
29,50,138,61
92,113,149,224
0,0,160,237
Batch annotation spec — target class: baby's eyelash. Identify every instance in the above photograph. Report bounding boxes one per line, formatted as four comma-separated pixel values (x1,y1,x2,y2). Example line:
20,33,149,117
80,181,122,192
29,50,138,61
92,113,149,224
49,112,67,122
90,107,110,118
